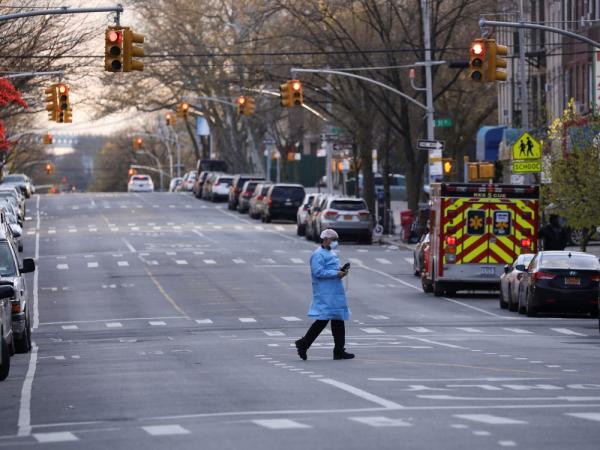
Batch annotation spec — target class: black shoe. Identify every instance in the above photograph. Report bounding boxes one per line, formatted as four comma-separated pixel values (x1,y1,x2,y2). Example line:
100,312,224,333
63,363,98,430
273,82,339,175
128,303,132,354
295,339,307,361
333,349,355,360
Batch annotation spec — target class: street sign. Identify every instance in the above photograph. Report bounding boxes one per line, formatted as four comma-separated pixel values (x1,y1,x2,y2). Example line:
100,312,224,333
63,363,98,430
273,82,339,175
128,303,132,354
434,118,453,128
418,139,445,151
512,159,541,173
512,131,541,160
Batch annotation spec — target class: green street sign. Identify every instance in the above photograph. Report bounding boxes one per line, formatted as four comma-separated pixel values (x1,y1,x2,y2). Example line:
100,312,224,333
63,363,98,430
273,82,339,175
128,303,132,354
434,118,453,128
512,159,541,173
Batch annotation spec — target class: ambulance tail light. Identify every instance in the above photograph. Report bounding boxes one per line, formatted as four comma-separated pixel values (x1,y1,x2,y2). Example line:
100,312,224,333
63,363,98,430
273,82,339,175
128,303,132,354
521,238,531,251
445,236,457,263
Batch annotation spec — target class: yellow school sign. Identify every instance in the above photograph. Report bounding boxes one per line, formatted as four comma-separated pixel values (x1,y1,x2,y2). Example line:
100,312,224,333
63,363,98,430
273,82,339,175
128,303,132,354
512,132,541,173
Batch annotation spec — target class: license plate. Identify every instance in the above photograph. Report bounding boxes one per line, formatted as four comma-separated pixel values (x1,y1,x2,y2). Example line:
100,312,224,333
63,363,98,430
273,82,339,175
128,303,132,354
344,215,353,221
565,277,580,285
481,267,495,276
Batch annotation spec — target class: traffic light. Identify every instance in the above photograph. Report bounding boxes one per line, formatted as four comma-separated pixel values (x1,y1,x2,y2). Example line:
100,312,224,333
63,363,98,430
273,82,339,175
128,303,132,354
105,26,124,72
244,97,255,115
128,168,136,176
280,80,303,107
165,112,175,126
123,27,144,72
443,158,453,174
56,84,72,123
133,137,143,149
469,38,487,82
279,82,291,107
42,133,53,145
236,96,246,115
177,102,189,118
290,80,303,106
487,39,508,82
467,162,496,181
44,84,58,121
45,163,53,174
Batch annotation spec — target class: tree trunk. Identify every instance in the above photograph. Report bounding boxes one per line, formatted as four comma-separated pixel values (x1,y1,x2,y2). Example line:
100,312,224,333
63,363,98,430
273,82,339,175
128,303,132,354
183,118,201,161
580,228,589,252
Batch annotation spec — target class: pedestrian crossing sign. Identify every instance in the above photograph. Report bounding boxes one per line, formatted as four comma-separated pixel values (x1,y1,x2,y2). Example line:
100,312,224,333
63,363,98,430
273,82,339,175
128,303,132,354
512,132,541,160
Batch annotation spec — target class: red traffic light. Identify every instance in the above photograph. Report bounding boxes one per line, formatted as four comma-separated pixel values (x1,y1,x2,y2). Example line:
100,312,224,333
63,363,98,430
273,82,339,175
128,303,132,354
471,42,484,55
107,30,122,44
237,96,246,105
292,81,301,91
58,84,68,94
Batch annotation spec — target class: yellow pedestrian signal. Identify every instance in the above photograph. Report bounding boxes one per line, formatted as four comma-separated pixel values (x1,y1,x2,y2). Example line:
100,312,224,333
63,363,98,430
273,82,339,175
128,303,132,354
487,39,508,82
290,80,303,106
177,102,189,118
133,137,143,149
45,163,53,174
165,113,175,126
443,159,453,174
280,80,303,107
469,39,487,82
105,27,124,72
236,96,246,115
123,27,144,72
237,96,255,116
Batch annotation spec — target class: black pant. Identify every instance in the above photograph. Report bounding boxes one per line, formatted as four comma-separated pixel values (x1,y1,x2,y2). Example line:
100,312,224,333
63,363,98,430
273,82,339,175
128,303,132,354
302,319,345,351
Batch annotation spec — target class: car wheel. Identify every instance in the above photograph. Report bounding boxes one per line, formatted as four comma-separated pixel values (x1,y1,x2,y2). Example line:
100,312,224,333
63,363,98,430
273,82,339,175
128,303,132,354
14,317,31,354
421,274,433,293
297,224,305,236
499,284,508,309
526,292,538,317
433,281,444,297
0,330,10,381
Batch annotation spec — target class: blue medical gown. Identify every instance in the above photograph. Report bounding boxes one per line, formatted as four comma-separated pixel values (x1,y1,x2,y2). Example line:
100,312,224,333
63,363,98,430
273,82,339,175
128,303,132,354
307,247,350,321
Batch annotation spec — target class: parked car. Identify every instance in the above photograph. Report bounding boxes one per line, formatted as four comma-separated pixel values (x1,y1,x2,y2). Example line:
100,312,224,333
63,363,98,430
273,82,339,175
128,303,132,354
248,182,272,219
315,196,372,244
201,172,221,199
228,174,264,210
237,180,262,213
516,251,600,317
180,171,197,191
0,190,25,220
499,253,535,311
413,232,430,276
0,284,16,381
305,194,329,242
193,171,210,198
262,184,306,223
127,174,154,192
209,174,233,202
0,205,23,252
169,177,183,192
0,174,33,198
296,193,317,236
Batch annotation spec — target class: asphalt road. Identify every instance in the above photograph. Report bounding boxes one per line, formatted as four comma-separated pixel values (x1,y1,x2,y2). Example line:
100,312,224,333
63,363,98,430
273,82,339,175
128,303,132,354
1,192,599,449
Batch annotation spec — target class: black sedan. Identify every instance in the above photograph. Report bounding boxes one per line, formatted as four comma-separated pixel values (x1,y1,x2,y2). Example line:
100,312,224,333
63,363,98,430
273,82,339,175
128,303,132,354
517,251,600,317
499,253,534,311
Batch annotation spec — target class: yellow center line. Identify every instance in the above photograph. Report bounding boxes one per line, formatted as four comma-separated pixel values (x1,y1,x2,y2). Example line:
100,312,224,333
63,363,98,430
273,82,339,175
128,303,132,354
144,266,191,319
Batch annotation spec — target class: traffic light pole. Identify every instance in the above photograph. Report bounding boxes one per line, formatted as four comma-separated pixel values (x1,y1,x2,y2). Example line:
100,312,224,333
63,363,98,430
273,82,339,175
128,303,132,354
422,0,436,186
0,5,123,23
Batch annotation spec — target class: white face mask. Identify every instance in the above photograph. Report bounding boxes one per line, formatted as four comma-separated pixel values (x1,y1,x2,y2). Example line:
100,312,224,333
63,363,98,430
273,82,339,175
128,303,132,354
330,240,339,250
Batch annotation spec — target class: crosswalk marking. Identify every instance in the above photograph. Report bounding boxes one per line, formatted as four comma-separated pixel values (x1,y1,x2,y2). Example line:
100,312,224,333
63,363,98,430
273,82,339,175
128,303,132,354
117,261,129,267
106,322,122,328
142,425,190,436
68,228,77,233
263,330,286,337
375,258,392,265
48,229,56,234
350,416,412,427
360,328,385,334
502,328,533,334
551,328,586,336
147,260,159,266
281,316,302,322
349,258,363,265
213,225,223,230
453,414,527,425
275,226,285,231
252,419,311,430
57,264,69,270
203,259,216,265
408,327,433,333
234,225,243,230
403,257,414,265
368,315,390,320
262,258,276,264
61,325,78,330
148,321,166,326
195,319,213,324
33,432,79,443
565,413,600,422
254,225,264,230
291,258,304,264
239,317,257,323
455,327,483,333
233,258,246,264
87,262,99,268
175,260,188,265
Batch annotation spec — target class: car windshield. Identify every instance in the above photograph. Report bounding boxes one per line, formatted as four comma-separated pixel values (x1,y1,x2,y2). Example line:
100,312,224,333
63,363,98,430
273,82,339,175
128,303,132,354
0,241,17,277
330,200,367,211
272,187,305,200
243,182,259,192
133,176,149,181
540,254,600,270
2,175,25,183
218,178,233,186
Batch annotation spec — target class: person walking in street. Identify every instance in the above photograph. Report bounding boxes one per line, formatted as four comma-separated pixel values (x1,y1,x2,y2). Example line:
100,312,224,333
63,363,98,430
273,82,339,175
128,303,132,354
539,214,569,250
295,228,354,361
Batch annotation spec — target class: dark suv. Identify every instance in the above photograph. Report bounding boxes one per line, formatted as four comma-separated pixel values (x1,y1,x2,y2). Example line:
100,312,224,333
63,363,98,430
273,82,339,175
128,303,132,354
228,174,264,210
262,184,306,223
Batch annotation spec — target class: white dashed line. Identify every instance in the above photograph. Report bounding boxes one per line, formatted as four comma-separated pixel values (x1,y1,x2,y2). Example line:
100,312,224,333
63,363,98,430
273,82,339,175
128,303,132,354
565,412,600,422
195,319,213,324
61,325,78,330
118,261,129,267
453,414,527,425
56,264,69,270
106,322,122,328
203,259,216,265
263,330,285,337
175,260,188,265
148,321,166,326
407,327,433,333
281,316,302,322
502,328,533,334
455,327,483,333
33,432,78,443
291,258,304,264
142,425,190,436
233,259,246,264
252,419,311,430
239,318,257,323
368,315,390,320
375,258,392,265
551,328,586,336
360,328,385,334
350,416,412,427
87,262,99,268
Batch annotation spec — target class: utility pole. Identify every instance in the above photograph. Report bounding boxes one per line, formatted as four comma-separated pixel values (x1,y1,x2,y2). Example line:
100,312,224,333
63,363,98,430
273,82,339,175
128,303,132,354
422,0,436,185
518,0,529,130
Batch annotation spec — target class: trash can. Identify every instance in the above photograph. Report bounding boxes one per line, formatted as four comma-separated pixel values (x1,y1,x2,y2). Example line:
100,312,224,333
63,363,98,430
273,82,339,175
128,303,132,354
400,209,414,243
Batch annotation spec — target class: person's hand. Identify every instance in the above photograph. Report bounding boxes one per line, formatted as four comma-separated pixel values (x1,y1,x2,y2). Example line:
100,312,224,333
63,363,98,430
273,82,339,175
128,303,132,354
337,270,347,278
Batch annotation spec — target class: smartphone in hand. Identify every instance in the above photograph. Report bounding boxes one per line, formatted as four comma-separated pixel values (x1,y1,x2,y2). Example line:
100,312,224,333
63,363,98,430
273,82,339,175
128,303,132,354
341,262,351,272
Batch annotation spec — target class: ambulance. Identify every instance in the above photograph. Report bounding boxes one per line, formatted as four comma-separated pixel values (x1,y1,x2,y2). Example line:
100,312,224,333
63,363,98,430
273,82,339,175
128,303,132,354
421,183,539,296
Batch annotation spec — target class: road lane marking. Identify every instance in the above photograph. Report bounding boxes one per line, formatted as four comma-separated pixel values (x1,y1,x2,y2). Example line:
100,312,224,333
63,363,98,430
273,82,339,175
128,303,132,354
57,264,69,270
281,316,302,321
349,258,363,265
48,229,56,234
498,441,517,447
565,412,600,422
502,328,533,334
455,327,483,333
195,319,213,324
368,315,390,320
118,261,129,267
407,327,433,333
239,318,257,323
106,322,122,328
33,432,78,443
253,419,311,430
122,238,137,253
551,328,586,336
149,321,166,326
375,258,392,265
17,343,38,436
144,267,190,319
233,258,246,264
291,258,304,264
350,416,411,427
193,229,219,244
61,325,78,330
360,328,385,334
275,226,285,231
254,225,264,230
262,258,276,264
263,330,285,336
142,425,190,436
87,262,99,268
453,414,527,425
203,259,217,264
175,260,188,265
318,378,403,409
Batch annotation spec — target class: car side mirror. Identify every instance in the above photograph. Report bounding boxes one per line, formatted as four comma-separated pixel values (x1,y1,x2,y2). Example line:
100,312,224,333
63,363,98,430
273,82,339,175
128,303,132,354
515,264,526,272
21,258,35,274
0,285,14,300
10,224,21,237
504,265,511,274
